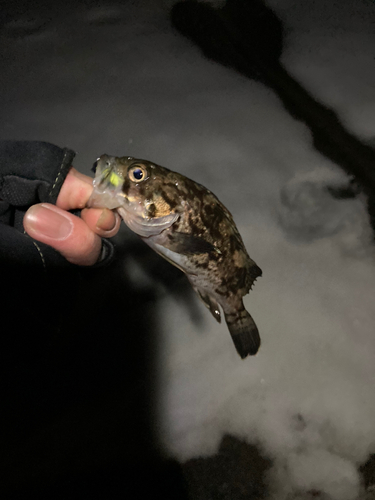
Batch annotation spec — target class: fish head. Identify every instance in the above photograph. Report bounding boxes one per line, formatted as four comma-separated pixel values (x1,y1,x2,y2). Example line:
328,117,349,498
87,154,179,236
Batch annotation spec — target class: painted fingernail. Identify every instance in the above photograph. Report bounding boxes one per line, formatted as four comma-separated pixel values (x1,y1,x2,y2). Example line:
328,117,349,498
25,204,73,240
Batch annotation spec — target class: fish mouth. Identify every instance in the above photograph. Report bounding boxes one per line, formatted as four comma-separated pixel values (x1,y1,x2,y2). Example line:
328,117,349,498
117,206,179,238
87,155,125,209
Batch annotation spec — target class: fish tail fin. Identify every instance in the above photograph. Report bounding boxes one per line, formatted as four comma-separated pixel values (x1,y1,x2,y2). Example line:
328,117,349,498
224,307,261,358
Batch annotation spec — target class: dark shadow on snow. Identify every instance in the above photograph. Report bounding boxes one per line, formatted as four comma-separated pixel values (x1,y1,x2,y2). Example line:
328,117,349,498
171,0,375,493
171,0,375,232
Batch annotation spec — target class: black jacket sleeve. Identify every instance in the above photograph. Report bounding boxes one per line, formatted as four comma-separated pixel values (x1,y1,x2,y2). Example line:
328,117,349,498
0,140,114,267
0,140,115,363
0,140,74,207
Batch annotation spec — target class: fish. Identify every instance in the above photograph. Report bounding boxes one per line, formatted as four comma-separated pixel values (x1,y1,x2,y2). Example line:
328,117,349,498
88,155,262,358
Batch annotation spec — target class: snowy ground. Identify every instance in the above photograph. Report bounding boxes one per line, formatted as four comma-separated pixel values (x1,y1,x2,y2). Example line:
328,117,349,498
1,0,375,498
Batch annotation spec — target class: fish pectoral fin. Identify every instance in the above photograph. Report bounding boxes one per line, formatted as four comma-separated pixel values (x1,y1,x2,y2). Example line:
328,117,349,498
167,232,220,256
224,308,260,358
193,287,221,323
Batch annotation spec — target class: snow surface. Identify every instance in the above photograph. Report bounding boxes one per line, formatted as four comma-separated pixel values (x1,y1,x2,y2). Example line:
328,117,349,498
2,0,375,498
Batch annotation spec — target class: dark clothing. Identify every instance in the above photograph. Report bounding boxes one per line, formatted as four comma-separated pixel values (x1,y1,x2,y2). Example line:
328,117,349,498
0,141,187,499
0,140,115,368
0,141,85,347
0,140,75,266
0,140,113,267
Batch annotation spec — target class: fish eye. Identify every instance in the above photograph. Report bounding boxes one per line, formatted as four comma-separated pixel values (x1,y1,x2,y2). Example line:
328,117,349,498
128,164,148,183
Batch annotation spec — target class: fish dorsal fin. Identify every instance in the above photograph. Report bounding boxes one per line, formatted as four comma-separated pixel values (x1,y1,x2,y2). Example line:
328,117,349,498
245,260,262,292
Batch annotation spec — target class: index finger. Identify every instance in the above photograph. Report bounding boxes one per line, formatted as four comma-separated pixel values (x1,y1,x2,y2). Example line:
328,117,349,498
56,167,94,210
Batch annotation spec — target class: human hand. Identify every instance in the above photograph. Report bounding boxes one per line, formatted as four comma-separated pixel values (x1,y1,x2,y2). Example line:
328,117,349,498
23,168,120,266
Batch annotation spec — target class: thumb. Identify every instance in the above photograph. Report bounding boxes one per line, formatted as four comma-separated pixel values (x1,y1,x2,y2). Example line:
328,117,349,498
23,203,102,266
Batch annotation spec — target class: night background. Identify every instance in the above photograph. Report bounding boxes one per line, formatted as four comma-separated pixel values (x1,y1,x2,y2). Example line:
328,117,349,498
1,0,375,498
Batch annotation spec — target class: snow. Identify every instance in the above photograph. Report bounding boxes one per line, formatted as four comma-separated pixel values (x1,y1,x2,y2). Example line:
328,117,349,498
1,0,375,498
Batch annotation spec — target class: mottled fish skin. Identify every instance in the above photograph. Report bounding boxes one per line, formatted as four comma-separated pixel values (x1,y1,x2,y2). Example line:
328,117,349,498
89,154,262,358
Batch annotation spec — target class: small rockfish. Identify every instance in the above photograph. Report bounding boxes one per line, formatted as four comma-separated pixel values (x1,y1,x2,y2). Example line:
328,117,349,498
88,155,262,358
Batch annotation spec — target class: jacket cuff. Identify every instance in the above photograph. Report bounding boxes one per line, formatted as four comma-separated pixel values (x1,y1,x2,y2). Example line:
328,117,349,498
0,141,75,206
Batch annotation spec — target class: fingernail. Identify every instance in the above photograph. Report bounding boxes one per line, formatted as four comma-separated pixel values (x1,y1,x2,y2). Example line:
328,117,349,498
25,204,73,240
96,208,116,231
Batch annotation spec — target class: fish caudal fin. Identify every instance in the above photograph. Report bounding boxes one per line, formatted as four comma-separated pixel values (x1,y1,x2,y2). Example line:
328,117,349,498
224,308,260,358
